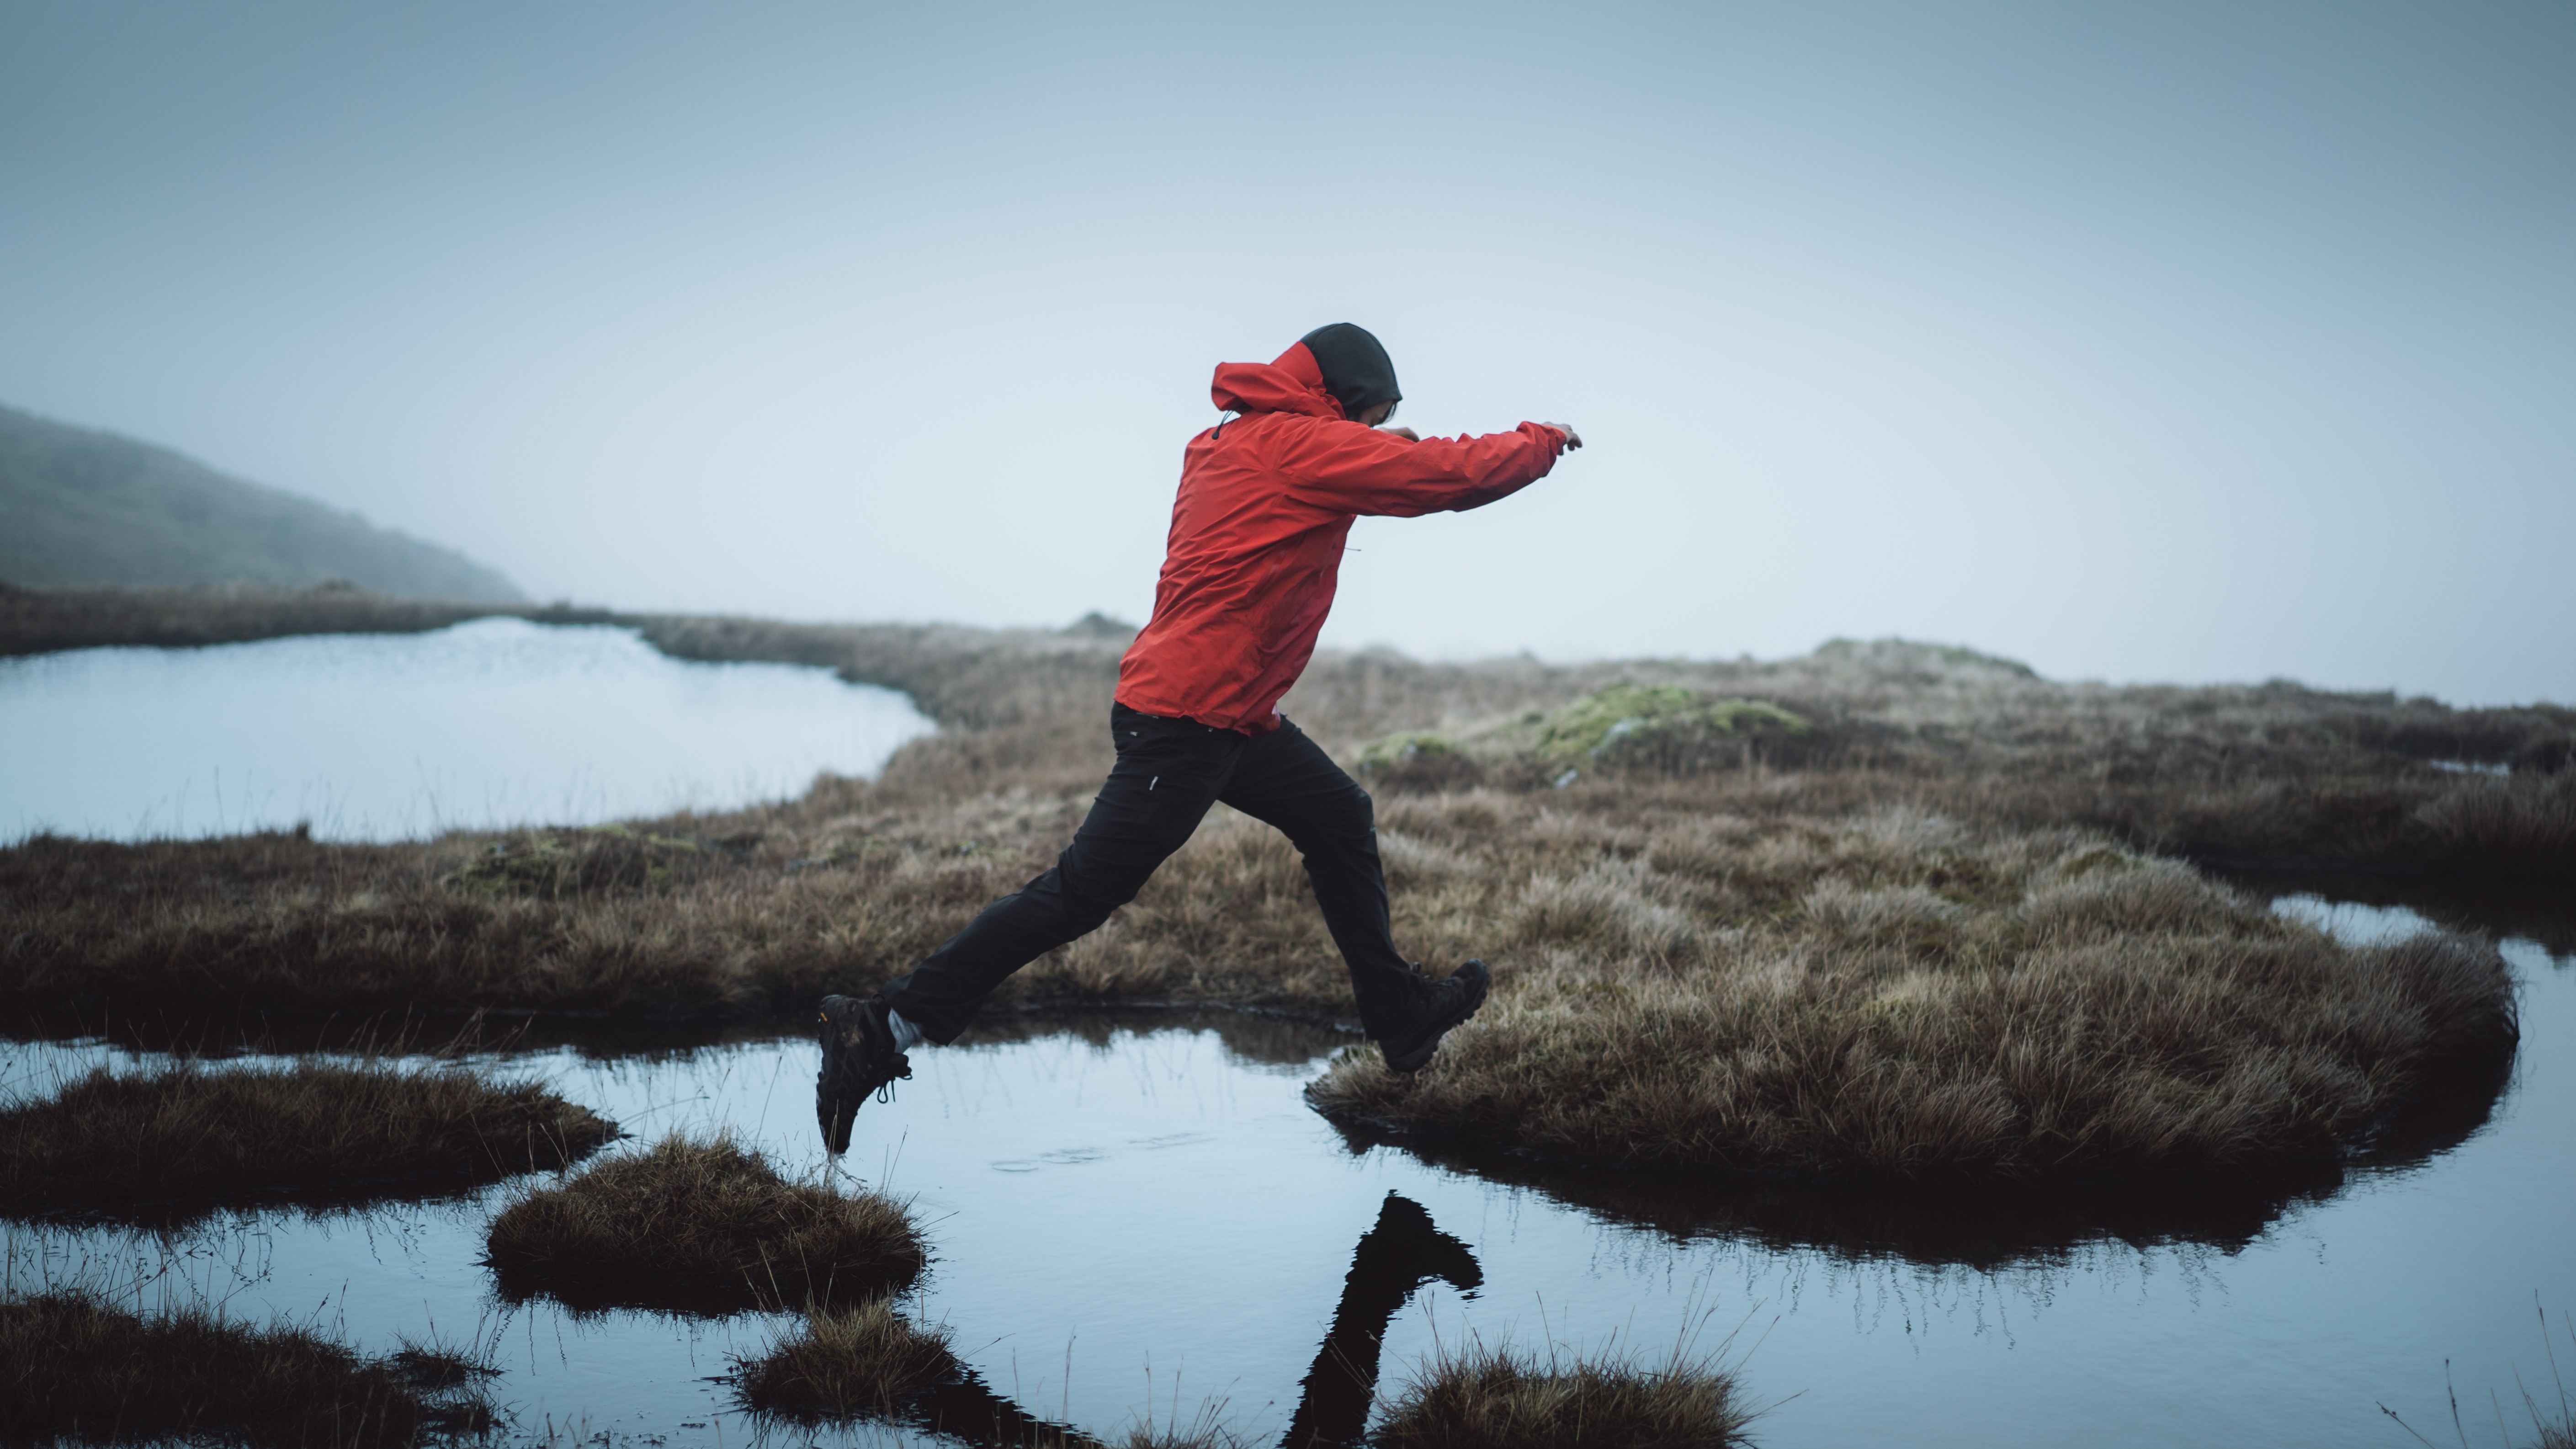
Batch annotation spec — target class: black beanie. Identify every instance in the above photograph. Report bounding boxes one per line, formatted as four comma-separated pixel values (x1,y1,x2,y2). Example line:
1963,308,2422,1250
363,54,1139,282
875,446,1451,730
1300,323,1402,421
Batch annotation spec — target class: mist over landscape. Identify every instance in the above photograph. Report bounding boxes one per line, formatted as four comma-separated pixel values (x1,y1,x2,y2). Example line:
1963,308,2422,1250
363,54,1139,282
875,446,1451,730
2,2,2567,704
5,10,2574,1446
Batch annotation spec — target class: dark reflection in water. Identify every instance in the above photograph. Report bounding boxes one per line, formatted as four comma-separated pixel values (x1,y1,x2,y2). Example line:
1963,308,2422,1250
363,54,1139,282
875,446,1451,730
5,890,2567,1448
901,1374,1099,1448
34,1169,551,1237
1328,1087,2507,1273
2215,865,2576,960
10,985,2519,1273
488,1261,792,1322
1282,1193,1482,1449
1322,995,2517,1273
789,1191,1481,1449
1318,887,2548,1274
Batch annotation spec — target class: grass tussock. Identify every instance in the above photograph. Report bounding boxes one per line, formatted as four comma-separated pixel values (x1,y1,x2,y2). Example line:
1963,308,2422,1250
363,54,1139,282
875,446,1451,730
484,1131,924,1313
0,1289,491,1447
735,1297,1248,1447
0,1057,615,1221
1372,1337,1753,1449
734,1295,960,1421
1308,803,2515,1184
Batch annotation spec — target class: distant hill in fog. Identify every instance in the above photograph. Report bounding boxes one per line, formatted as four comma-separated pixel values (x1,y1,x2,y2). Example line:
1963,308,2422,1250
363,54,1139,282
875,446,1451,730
0,402,523,602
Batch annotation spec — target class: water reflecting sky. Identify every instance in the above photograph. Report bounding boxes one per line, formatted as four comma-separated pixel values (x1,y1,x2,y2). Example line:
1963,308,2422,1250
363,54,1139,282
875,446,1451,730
4,906,2568,1448
0,618,933,842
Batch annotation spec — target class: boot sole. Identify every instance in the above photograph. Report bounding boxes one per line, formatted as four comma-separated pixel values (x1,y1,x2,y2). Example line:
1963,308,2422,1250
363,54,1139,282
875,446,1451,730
816,995,875,1156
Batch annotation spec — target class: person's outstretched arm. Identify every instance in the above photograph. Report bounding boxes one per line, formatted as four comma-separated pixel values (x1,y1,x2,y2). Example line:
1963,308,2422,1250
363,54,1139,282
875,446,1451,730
1278,419,1582,518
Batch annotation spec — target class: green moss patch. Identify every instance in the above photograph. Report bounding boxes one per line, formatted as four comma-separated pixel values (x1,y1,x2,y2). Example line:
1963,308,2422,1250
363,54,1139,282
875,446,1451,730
1537,686,1809,774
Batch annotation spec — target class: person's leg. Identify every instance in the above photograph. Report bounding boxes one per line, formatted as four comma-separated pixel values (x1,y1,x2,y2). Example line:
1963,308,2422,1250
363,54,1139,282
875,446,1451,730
880,705,1243,1042
1217,718,1424,1040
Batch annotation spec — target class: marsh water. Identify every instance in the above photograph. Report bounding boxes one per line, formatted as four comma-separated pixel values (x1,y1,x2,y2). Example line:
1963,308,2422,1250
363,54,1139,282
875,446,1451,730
3,626,2571,1444
3,897,2570,1448
0,618,935,841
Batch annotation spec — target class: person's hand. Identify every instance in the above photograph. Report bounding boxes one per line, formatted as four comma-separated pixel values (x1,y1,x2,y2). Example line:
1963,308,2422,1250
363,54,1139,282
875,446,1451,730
1541,423,1583,451
1380,425,1420,442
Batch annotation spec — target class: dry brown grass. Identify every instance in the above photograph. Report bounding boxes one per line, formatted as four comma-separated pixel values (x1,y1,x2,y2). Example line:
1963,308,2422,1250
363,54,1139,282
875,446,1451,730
0,1057,615,1222
733,1295,960,1422
0,588,2547,1188
0,1289,492,1446
1337,647,2576,892
483,1130,924,1314
13,582,2567,882
1308,799,2515,1184
1371,1337,1753,1449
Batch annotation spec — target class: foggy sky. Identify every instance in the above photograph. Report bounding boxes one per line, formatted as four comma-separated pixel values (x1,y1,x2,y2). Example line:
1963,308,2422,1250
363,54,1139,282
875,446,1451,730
3,1,2568,704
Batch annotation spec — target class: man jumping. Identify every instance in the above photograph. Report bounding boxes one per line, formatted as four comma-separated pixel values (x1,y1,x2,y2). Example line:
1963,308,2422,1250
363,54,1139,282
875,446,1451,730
817,323,1582,1153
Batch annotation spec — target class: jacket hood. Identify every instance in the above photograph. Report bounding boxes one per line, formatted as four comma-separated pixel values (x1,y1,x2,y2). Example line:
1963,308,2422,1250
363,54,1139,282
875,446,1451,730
1210,342,1345,420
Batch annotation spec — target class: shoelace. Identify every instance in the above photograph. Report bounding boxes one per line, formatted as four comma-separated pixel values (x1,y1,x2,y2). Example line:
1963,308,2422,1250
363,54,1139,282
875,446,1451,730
873,1055,913,1104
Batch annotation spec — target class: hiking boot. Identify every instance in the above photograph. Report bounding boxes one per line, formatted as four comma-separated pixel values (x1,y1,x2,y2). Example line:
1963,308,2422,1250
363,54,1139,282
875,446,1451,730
1376,959,1491,1074
816,993,911,1156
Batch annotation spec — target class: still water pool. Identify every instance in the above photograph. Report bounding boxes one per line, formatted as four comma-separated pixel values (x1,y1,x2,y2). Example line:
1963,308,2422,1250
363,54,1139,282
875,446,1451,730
2,900,2569,1448
0,618,935,842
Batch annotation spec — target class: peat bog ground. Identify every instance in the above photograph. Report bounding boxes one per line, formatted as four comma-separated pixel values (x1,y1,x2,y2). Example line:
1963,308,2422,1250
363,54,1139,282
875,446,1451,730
484,1130,924,1315
2,583,2571,1444
0,1055,615,1225
1,1288,498,1448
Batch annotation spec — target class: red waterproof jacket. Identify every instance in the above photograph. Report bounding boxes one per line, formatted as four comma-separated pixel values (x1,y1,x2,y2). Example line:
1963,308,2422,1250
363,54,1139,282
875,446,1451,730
1115,341,1567,733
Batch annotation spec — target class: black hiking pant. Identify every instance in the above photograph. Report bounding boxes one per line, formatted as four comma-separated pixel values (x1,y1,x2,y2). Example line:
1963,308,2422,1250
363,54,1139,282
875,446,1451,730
882,703,1418,1044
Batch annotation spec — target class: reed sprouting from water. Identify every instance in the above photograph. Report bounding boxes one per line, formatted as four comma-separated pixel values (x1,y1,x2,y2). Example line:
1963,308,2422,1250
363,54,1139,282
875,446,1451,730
2379,1301,2576,1449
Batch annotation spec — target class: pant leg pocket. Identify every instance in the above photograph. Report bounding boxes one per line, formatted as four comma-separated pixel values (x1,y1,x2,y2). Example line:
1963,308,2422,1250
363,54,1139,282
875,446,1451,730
1140,750,1235,851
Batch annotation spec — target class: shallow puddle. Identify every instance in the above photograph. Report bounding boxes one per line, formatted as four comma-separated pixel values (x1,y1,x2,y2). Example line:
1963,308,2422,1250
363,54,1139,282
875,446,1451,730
0,618,933,841
4,901,2571,1447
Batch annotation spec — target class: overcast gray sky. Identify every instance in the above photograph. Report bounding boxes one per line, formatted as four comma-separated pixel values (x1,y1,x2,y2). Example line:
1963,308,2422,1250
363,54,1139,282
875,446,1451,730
3,2,2568,704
